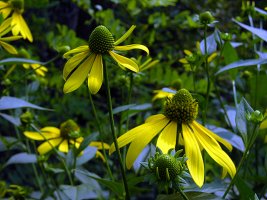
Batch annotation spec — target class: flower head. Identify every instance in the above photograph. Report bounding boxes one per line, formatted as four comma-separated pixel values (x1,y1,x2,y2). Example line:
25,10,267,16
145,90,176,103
0,0,33,42
0,18,22,54
63,25,149,94
24,120,108,159
110,88,236,187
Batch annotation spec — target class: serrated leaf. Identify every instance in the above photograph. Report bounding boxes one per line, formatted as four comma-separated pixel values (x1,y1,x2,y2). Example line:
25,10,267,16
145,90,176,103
5,153,37,166
215,58,267,75
0,96,53,110
233,19,267,42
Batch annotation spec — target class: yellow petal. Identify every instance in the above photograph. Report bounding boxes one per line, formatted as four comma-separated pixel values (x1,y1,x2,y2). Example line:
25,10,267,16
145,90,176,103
63,45,89,58
192,123,236,179
24,129,60,141
63,53,96,93
88,54,103,94
260,119,267,129
58,140,69,153
109,114,168,155
125,117,170,169
0,3,12,19
207,52,217,63
179,58,188,64
192,121,232,151
96,151,106,162
152,90,174,101
156,121,177,153
90,141,110,150
182,124,204,187
0,40,17,54
0,36,22,42
145,114,167,123
0,18,12,34
114,25,136,46
37,138,63,154
184,50,192,56
63,51,89,80
109,51,139,72
114,44,149,55
11,12,33,42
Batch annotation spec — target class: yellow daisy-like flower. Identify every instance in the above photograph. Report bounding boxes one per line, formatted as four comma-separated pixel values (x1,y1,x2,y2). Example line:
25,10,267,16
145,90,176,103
24,120,83,154
22,63,48,77
0,0,33,42
0,18,22,54
63,25,149,94
110,88,236,187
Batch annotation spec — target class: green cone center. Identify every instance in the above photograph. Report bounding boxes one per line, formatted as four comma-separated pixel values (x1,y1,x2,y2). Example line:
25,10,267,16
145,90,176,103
60,119,80,139
88,25,115,54
164,88,198,124
154,154,181,181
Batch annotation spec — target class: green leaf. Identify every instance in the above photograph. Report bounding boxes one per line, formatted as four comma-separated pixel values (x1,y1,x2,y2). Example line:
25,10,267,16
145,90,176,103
0,113,21,126
215,58,267,76
76,146,97,166
0,96,53,111
233,19,267,42
235,98,254,147
5,153,37,167
157,192,222,200
200,30,220,55
235,176,258,200
0,58,46,65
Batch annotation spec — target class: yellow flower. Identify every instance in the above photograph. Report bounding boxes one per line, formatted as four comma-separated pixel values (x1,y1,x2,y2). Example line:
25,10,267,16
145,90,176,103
0,0,33,42
63,25,149,94
0,18,22,54
22,63,48,77
110,89,236,187
152,88,175,101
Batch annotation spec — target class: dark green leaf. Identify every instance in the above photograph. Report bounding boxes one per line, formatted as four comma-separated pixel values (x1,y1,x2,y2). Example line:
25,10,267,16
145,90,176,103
235,176,258,200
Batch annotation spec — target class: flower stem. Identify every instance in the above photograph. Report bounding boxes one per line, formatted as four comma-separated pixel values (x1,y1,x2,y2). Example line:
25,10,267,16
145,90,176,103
103,60,130,199
88,91,114,180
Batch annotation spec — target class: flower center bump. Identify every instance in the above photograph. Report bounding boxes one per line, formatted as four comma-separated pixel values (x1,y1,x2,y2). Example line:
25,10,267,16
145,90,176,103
154,154,182,181
164,88,198,124
88,25,115,54
60,119,81,139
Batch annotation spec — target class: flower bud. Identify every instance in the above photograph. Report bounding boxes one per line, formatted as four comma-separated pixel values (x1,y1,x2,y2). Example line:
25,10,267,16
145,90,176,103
20,111,34,124
10,0,24,13
60,119,81,139
199,11,214,25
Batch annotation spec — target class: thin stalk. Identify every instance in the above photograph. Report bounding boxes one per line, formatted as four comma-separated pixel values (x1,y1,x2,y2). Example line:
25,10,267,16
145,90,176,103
103,61,130,199
88,91,114,180
232,80,238,107
203,24,211,125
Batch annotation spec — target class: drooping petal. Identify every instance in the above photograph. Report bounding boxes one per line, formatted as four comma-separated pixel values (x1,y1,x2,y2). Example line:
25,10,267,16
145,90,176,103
58,140,68,153
192,123,236,179
109,51,139,72
88,54,103,94
63,53,96,93
114,44,149,55
182,124,204,187
192,121,232,151
63,51,89,80
0,40,17,54
11,12,33,42
63,45,89,58
0,35,22,42
156,121,177,153
184,50,192,56
109,114,169,155
0,2,12,18
37,138,63,154
41,127,61,135
114,25,136,46
90,141,110,150
125,117,170,169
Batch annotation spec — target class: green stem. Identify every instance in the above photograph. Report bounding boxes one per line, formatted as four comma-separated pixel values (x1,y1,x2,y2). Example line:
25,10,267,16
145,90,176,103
103,61,130,199
222,126,258,198
88,91,114,180
203,24,211,125
125,72,134,131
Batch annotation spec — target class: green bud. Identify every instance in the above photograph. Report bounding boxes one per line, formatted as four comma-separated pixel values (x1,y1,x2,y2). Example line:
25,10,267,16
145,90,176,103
247,110,264,123
57,45,71,54
60,119,80,139
220,33,232,41
199,11,214,25
20,111,34,124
